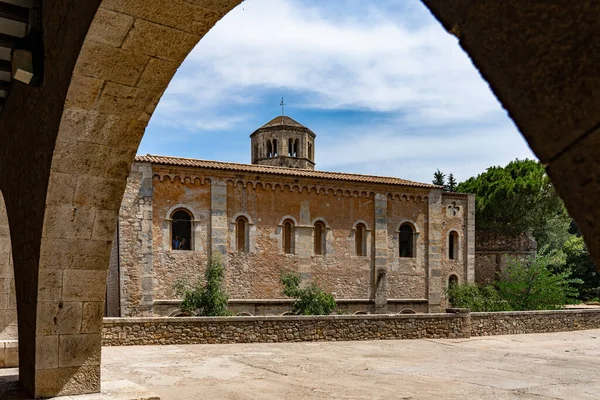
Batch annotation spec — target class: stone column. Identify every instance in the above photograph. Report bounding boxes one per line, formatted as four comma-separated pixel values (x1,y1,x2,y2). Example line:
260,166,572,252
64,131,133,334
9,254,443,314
373,193,389,313
465,194,476,283
427,190,443,313
210,179,228,256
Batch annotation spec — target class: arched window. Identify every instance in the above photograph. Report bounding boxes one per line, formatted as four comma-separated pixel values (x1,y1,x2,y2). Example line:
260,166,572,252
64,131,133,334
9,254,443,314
308,142,313,161
448,274,459,287
355,223,367,256
171,209,192,250
282,219,295,254
399,224,414,258
293,139,299,157
236,216,249,253
314,221,326,255
449,231,459,260
288,138,293,156
266,140,272,158
273,139,278,156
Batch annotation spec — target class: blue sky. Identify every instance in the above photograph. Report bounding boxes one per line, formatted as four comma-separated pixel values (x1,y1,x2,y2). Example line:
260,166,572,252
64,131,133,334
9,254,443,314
139,0,536,184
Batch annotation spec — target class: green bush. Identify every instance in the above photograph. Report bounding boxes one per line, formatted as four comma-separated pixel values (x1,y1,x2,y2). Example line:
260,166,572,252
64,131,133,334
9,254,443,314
281,271,336,315
173,253,230,316
497,250,581,311
446,283,510,312
447,250,581,312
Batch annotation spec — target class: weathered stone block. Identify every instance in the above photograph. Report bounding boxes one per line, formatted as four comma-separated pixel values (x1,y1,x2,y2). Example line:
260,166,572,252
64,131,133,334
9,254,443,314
75,41,150,87
87,8,134,47
122,19,200,62
62,270,108,302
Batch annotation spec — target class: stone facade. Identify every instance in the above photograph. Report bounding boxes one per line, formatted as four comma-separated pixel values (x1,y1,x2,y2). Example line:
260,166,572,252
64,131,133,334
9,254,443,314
474,231,537,285
110,117,476,317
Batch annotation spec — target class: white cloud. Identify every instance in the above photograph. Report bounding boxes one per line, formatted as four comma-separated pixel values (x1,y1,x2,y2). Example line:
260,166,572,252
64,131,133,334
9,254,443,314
152,0,503,129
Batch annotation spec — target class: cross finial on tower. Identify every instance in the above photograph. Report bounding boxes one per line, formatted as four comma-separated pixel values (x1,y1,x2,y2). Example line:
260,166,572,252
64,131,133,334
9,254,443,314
280,97,285,117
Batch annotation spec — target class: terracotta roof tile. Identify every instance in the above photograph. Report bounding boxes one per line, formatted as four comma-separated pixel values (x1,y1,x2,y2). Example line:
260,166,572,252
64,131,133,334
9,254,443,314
260,115,306,129
136,155,438,189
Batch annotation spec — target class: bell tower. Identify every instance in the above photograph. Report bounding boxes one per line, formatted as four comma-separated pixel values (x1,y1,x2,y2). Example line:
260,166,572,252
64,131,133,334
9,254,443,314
250,115,316,170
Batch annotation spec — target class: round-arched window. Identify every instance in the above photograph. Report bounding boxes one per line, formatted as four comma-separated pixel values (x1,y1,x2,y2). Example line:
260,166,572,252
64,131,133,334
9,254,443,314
399,223,414,258
171,209,192,250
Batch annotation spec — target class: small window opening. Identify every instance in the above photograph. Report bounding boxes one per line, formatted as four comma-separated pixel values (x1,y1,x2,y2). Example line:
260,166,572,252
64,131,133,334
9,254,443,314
293,139,299,157
288,138,293,156
172,210,192,250
267,140,272,158
314,221,326,255
273,139,278,156
449,231,459,260
399,224,414,258
283,219,295,254
253,144,258,162
308,142,313,161
448,274,459,287
355,223,366,256
236,216,249,253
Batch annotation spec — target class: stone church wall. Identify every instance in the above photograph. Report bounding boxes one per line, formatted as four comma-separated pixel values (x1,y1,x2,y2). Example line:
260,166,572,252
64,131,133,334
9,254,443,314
386,193,430,300
114,162,475,316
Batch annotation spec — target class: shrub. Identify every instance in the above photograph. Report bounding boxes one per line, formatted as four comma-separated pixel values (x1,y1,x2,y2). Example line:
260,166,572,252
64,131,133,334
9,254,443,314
281,271,336,315
173,253,230,316
446,283,510,312
497,250,581,311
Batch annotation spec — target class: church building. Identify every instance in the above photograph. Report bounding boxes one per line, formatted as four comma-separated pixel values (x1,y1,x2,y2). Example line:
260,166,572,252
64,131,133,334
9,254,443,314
106,116,475,317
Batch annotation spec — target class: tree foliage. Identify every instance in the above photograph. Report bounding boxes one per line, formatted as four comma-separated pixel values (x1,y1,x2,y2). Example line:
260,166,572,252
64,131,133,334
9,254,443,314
432,169,445,187
447,250,581,311
497,250,580,310
456,159,570,248
281,271,336,315
559,236,599,300
446,173,457,192
173,253,230,316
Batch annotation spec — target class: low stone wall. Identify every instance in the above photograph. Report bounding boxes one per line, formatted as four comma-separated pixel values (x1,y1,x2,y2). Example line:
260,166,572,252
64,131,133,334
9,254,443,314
471,309,600,336
102,313,471,346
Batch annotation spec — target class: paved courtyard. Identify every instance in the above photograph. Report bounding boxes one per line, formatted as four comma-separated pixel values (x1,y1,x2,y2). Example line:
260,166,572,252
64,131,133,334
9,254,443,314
100,329,600,399
4,329,600,399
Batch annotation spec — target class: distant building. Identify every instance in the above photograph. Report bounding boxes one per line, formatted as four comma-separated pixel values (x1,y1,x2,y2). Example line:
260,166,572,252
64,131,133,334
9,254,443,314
106,116,476,317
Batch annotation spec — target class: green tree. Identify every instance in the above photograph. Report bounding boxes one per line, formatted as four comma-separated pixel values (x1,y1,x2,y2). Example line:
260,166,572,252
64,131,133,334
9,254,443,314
456,159,570,249
497,250,581,311
560,236,599,300
173,253,230,316
432,169,445,187
446,173,457,192
281,271,336,315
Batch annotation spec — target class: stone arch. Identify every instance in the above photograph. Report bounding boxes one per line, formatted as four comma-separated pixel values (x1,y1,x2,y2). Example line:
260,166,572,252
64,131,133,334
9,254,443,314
448,274,459,288
0,1,598,397
399,308,417,314
0,191,16,343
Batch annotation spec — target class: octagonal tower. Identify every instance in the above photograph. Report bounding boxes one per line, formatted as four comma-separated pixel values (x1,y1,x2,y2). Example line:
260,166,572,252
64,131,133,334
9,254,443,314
250,116,316,170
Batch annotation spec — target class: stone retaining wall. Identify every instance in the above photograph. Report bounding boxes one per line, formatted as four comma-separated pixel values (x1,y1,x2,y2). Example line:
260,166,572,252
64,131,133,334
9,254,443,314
471,309,600,336
102,309,600,347
102,313,471,346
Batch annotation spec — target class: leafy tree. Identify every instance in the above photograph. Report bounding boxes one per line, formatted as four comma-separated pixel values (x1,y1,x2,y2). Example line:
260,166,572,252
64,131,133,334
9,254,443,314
446,173,457,192
446,283,510,312
432,169,445,187
497,250,581,311
173,253,230,316
281,271,336,315
456,159,570,249
559,236,599,300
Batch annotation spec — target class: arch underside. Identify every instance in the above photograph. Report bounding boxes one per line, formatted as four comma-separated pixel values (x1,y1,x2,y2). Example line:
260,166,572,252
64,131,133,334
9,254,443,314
0,0,597,397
